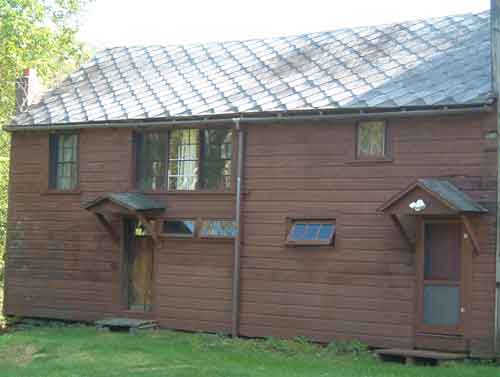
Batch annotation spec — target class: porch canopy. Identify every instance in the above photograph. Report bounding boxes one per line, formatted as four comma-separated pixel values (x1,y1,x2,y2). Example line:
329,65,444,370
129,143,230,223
83,192,165,243
379,179,487,254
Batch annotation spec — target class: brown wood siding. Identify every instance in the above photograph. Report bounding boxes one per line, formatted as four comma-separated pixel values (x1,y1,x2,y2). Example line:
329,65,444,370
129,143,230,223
3,112,497,357
240,113,497,356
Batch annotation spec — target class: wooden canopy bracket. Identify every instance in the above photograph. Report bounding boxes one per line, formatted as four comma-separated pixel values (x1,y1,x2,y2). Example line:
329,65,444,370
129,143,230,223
390,214,415,252
95,213,119,244
137,213,158,243
460,215,481,255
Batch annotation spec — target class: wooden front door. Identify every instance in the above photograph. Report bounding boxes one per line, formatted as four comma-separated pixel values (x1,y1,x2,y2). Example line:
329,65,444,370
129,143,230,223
416,220,469,339
128,236,153,312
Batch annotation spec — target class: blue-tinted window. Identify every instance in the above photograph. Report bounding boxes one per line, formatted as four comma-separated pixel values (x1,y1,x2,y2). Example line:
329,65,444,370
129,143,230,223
290,224,306,241
287,221,336,245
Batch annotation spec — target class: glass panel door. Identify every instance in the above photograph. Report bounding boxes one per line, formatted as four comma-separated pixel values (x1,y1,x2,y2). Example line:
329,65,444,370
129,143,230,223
420,222,462,333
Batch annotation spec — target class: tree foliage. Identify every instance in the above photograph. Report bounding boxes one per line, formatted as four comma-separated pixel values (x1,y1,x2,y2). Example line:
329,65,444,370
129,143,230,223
0,0,91,280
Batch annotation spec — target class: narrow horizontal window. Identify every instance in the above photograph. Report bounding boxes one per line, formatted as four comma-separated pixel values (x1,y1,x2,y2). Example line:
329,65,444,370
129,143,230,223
357,121,387,159
49,133,78,190
200,220,237,238
162,220,196,237
287,220,336,246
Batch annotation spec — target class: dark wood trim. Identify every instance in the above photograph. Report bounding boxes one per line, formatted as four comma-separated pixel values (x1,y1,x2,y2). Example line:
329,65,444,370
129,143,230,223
94,213,119,244
460,215,481,255
390,214,415,251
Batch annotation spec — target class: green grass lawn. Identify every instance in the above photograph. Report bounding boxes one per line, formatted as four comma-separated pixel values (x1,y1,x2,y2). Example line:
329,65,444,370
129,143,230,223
0,327,498,377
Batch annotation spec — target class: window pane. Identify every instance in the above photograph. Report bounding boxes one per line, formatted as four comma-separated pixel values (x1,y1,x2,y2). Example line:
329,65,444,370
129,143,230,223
288,221,336,244
290,223,306,241
200,220,237,238
304,224,320,240
357,121,385,158
201,129,233,190
136,132,167,191
168,129,199,190
423,285,460,326
318,224,335,241
51,133,78,190
163,220,195,236
424,223,461,281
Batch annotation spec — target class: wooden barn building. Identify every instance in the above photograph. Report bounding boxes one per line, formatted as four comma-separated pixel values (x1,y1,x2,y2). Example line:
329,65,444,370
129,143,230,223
4,6,500,359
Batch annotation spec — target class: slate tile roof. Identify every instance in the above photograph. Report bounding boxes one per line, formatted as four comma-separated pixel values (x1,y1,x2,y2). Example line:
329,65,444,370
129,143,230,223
11,11,493,127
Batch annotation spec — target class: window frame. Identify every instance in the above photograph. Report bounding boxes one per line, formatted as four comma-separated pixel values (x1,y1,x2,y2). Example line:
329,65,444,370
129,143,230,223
355,120,391,161
199,218,238,240
285,219,336,247
48,132,79,192
160,218,197,239
133,127,236,193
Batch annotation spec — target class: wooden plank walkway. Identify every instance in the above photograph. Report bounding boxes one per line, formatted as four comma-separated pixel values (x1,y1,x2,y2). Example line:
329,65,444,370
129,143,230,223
95,318,158,334
375,348,467,365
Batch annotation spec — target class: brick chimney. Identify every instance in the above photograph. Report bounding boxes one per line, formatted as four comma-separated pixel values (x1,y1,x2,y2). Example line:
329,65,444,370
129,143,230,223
15,68,42,114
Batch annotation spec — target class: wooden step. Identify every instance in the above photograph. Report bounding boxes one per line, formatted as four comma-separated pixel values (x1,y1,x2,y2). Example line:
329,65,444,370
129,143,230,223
375,348,467,365
95,318,158,334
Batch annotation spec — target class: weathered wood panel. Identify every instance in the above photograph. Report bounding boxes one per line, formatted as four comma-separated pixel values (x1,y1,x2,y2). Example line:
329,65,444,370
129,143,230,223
4,112,497,357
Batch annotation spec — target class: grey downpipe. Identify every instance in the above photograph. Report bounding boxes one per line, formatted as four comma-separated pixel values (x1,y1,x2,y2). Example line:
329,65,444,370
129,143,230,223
232,118,244,337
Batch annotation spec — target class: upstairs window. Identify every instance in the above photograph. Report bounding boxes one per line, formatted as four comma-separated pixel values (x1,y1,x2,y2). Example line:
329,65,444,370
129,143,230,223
135,132,168,191
286,220,336,246
200,129,233,190
134,128,233,191
357,121,387,160
49,133,78,190
168,129,200,190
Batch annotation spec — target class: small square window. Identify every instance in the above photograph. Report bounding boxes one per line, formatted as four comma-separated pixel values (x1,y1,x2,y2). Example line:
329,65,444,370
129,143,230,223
287,220,336,246
162,220,196,237
200,220,238,238
357,121,387,159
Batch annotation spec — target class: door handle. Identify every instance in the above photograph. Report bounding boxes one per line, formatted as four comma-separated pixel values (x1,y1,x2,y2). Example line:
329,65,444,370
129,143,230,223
460,307,466,313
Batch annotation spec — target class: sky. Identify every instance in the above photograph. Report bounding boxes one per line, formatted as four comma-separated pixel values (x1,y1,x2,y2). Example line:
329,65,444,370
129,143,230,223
78,0,491,49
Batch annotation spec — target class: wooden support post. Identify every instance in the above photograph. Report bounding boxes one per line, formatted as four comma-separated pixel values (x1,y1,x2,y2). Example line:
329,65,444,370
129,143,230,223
390,214,415,251
460,215,481,255
95,213,119,244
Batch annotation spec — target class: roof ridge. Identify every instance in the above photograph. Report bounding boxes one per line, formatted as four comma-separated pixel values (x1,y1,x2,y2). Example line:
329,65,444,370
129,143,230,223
92,10,489,52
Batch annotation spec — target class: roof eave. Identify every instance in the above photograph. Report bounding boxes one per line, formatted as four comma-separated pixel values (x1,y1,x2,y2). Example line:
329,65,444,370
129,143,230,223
4,103,494,132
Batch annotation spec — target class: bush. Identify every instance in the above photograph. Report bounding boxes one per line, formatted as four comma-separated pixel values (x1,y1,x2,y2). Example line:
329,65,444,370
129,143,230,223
325,340,368,356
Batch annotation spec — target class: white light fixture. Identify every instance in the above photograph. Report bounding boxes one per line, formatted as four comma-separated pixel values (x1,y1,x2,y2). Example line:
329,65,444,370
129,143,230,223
409,199,426,212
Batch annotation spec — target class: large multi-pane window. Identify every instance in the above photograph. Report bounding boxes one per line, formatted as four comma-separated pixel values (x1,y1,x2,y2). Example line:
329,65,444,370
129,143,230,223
134,128,233,191
168,129,200,190
49,133,78,190
200,129,233,190
135,132,168,191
